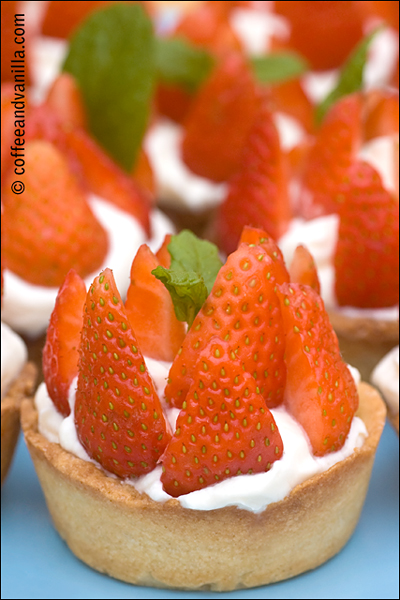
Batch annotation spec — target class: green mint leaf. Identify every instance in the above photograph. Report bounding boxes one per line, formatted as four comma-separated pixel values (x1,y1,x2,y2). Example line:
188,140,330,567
168,230,223,295
316,27,382,125
152,230,223,328
151,266,208,329
63,3,155,172
251,52,309,85
155,37,214,92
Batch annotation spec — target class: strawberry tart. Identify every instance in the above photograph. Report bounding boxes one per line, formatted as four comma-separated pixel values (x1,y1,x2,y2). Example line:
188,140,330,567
1,321,36,484
21,228,386,590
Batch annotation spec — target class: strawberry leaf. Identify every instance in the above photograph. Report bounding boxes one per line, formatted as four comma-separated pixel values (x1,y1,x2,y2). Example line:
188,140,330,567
152,230,223,328
251,52,309,84
155,37,214,92
316,27,382,124
62,3,155,172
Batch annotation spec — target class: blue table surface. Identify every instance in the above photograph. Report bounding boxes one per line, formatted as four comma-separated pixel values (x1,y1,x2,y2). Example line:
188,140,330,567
1,422,399,600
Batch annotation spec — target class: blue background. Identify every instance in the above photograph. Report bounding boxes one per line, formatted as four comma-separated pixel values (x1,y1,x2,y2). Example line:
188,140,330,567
1,422,399,600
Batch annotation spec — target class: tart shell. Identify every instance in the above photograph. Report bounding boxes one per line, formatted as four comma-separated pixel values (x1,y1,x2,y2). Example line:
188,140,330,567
327,310,399,383
1,362,37,485
21,382,386,591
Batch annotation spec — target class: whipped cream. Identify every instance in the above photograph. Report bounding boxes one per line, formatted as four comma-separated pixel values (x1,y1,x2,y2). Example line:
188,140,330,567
358,134,399,197
230,7,289,56
145,113,305,212
278,215,399,321
1,196,175,338
1,322,28,399
144,121,228,212
35,357,367,513
371,346,399,415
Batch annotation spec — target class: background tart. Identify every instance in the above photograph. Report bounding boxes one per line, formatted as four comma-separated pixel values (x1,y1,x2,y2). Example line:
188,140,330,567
1,362,37,485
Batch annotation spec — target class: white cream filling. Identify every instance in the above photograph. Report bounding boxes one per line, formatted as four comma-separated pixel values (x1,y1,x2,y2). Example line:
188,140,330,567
229,7,289,56
144,121,228,212
35,358,367,513
1,196,175,338
371,346,399,415
1,322,28,399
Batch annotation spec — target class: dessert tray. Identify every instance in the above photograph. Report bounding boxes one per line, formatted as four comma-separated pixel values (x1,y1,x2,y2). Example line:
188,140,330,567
1,422,398,599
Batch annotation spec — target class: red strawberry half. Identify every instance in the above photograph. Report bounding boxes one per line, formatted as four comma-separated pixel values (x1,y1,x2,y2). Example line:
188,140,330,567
289,245,321,294
277,282,359,456
334,160,399,308
165,241,288,409
75,268,171,478
1,140,108,287
181,52,259,182
42,269,87,416
160,338,283,497
299,94,363,218
214,101,292,255
125,243,186,362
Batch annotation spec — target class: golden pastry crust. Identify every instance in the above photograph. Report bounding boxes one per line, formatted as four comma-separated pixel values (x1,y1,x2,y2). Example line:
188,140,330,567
1,362,37,485
21,383,386,591
327,310,399,382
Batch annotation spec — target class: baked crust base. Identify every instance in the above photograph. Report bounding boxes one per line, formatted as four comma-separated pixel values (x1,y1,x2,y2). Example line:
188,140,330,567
327,310,399,382
21,383,386,591
1,362,37,485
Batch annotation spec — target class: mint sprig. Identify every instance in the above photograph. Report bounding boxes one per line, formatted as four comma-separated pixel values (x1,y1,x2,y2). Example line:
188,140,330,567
251,52,310,85
152,230,223,328
316,27,382,124
155,37,214,92
63,3,155,172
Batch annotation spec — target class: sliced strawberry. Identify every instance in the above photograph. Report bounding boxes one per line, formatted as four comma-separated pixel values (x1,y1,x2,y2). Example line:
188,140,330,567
65,128,151,235
45,73,87,130
214,101,291,254
24,103,151,232
1,140,108,287
274,1,365,71
42,270,86,416
131,147,155,198
277,282,359,456
155,84,194,124
125,244,186,362
363,88,399,142
75,268,171,478
334,160,399,308
165,242,288,409
289,245,321,294
299,94,363,218
155,234,173,268
160,338,283,497
363,0,399,30
266,79,315,135
174,4,242,57
181,52,259,182
239,225,290,284
155,3,242,123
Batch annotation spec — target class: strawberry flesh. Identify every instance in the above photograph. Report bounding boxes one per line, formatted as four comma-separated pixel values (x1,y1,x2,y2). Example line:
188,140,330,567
165,242,288,409
75,268,171,478
277,282,359,456
42,269,86,416
161,338,283,497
